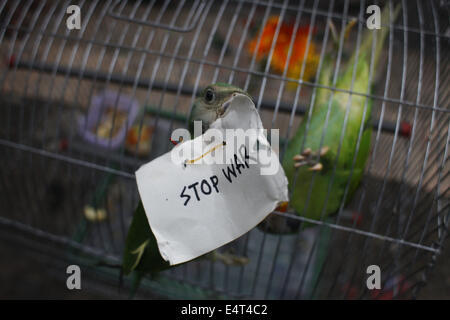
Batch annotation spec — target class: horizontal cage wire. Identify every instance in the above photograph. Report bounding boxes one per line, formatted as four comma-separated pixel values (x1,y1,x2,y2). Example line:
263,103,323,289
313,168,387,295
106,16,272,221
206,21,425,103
0,0,449,299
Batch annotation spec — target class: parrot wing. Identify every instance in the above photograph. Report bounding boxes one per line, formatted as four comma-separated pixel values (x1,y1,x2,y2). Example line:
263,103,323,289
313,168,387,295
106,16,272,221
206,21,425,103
122,201,170,276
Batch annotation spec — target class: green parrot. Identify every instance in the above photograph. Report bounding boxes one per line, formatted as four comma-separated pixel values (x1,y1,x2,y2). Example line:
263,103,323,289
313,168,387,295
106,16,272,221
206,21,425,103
122,83,252,296
260,4,400,233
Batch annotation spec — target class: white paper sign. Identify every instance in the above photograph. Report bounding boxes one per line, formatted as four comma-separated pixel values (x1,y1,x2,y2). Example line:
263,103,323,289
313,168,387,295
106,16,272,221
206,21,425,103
135,94,289,265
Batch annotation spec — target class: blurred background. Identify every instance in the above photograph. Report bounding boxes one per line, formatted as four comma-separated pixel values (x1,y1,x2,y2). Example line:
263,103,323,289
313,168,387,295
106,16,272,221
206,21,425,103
0,0,448,299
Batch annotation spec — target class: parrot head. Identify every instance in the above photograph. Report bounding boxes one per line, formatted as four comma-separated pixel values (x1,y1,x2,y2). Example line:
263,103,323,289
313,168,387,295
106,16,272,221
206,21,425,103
189,83,251,134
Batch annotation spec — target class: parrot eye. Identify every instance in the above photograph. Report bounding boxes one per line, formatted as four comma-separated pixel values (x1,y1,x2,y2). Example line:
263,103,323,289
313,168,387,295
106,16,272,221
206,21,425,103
204,88,215,103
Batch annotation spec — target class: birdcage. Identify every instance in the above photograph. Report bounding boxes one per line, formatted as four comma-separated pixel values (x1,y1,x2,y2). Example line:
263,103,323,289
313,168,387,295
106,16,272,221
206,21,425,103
0,0,448,299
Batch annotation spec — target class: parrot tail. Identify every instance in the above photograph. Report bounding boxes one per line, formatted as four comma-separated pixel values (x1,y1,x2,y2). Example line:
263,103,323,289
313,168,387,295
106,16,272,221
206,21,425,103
129,271,144,299
349,3,402,75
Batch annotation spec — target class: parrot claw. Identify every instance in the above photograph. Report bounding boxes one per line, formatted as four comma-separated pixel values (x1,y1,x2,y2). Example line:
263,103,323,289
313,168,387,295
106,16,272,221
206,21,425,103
328,18,356,47
294,146,328,170
344,18,358,40
293,154,306,161
293,149,312,168
328,19,339,44
308,163,323,171
294,161,307,168
301,148,312,156
319,146,330,156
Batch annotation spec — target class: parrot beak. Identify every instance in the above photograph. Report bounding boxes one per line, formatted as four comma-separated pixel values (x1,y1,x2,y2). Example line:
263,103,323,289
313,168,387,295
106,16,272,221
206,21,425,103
217,96,233,117
217,93,248,118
